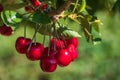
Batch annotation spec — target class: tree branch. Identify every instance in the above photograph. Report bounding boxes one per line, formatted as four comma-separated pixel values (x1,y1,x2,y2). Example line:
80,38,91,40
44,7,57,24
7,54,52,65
49,0,75,21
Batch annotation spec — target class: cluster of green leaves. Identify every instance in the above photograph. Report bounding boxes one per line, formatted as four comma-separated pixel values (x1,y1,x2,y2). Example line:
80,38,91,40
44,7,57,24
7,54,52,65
0,0,102,44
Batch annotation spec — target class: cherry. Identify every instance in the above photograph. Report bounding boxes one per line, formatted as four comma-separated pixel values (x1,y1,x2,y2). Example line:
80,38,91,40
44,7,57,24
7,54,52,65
50,38,65,51
24,6,34,12
0,4,3,12
55,49,72,67
30,0,41,7
67,44,78,61
15,37,32,54
41,47,56,59
40,56,57,72
26,43,44,61
41,3,48,10
66,37,78,48
0,24,13,36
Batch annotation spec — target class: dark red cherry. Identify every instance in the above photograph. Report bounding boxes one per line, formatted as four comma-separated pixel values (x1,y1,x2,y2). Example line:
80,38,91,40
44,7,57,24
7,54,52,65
41,3,48,10
55,49,72,67
41,47,57,59
40,57,57,72
0,24,13,36
67,44,78,61
30,0,41,7
66,37,78,48
26,43,44,61
24,6,34,12
50,38,65,51
15,37,31,54
0,4,3,12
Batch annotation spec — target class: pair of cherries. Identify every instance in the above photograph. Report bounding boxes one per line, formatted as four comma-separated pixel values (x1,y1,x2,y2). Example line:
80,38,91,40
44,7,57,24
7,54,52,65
15,37,78,72
24,0,48,12
15,37,44,61
30,0,48,9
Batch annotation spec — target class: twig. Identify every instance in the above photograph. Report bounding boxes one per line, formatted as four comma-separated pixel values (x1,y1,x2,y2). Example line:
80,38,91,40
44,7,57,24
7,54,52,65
48,0,75,21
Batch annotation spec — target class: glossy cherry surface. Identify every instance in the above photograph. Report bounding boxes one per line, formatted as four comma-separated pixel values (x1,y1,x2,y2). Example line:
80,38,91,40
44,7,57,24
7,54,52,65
15,37,31,54
55,49,72,67
26,43,44,61
40,56,57,72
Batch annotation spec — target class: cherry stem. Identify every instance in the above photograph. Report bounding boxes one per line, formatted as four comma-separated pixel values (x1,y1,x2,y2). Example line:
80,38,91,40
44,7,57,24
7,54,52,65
57,22,67,48
48,24,53,56
27,24,42,51
24,21,27,38
55,23,62,49
42,24,48,45
43,35,46,46
53,25,56,52
72,0,78,13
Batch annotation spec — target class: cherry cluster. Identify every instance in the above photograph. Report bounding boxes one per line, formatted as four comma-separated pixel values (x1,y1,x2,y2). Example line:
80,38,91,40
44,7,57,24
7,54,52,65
0,0,79,72
15,36,78,72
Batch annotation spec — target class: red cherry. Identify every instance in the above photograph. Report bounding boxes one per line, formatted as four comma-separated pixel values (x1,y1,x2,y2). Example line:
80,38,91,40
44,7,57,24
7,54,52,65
50,38,65,51
40,57,57,72
26,43,44,61
67,44,78,61
15,37,32,54
30,0,41,7
24,6,34,12
0,24,13,36
0,4,3,12
66,37,78,48
55,49,72,67
41,3,48,10
41,47,57,59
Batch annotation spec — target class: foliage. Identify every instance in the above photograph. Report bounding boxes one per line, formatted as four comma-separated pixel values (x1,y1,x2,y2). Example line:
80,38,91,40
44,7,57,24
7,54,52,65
0,0,120,80
0,0,102,44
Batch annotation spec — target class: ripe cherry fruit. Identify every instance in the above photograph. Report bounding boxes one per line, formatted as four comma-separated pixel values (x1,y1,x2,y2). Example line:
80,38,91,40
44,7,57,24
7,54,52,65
41,47,56,59
55,49,72,67
24,6,34,12
40,56,57,72
30,0,41,7
66,37,78,48
26,43,44,61
0,24,13,36
15,37,32,54
67,44,78,61
41,3,48,10
50,38,65,51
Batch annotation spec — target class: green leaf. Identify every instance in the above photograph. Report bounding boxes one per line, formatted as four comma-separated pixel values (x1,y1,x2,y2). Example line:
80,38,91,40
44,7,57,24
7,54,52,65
58,17,80,32
79,16,92,42
57,26,81,39
1,10,22,29
38,25,51,35
29,11,51,24
4,3,26,11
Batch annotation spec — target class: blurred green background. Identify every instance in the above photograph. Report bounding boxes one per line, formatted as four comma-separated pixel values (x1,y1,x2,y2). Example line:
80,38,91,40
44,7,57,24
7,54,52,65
0,0,120,80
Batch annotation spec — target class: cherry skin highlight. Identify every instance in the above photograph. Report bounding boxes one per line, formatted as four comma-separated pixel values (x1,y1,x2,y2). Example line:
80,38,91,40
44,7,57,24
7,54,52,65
55,49,72,67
